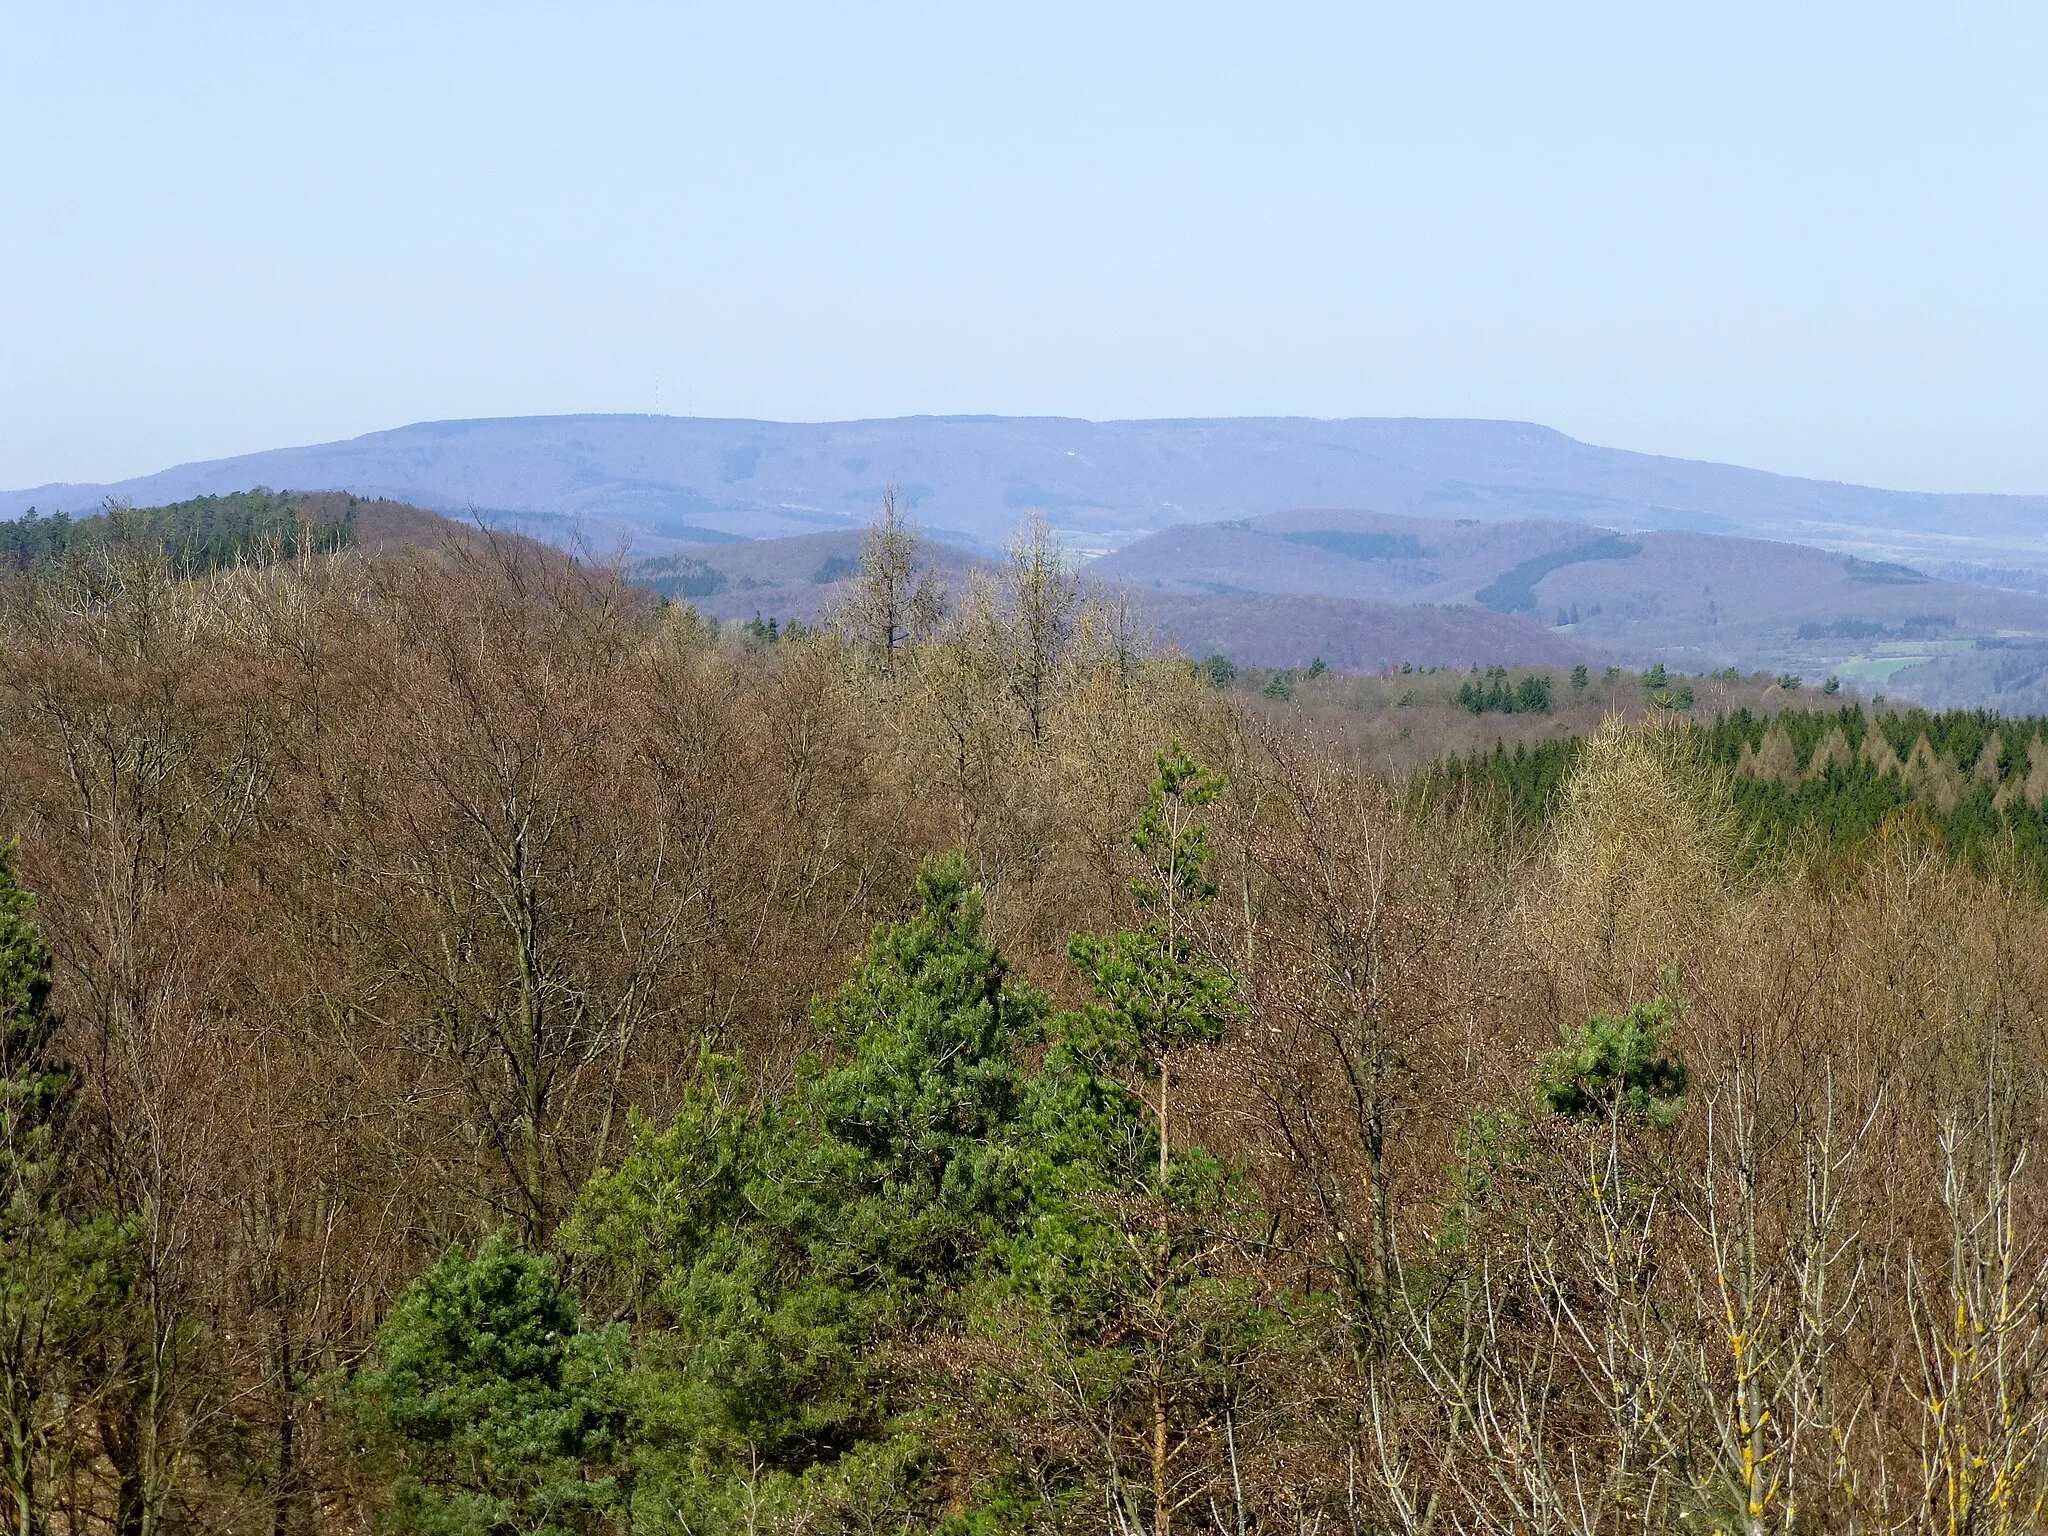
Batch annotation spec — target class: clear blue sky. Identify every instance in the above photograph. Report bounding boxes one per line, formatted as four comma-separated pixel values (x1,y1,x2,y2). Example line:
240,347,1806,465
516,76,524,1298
5,2,2044,493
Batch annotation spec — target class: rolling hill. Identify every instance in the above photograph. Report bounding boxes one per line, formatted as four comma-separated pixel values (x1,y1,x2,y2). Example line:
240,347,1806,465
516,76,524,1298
619,525,1594,672
1093,508,2048,704
631,528,982,625
0,491,573,579
663,507,2048,703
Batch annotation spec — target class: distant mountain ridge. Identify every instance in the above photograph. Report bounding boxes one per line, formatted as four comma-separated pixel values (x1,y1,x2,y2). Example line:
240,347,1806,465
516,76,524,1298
8,414,2047,570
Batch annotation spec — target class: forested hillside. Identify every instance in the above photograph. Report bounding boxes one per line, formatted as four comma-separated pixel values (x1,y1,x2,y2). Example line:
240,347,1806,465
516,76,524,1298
4,512,2048,1532
1440,701,2048,886
0,491,577,581
0,489,356,572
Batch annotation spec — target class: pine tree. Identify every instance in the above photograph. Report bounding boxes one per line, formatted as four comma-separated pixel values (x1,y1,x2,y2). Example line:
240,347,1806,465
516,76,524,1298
351,1235,626,1536
1066,744,1235,1184
1535,993,1690,1129
557,854,1046,1530
808,852,1045,1286
1008,745,1271,1536
0,847,131,1536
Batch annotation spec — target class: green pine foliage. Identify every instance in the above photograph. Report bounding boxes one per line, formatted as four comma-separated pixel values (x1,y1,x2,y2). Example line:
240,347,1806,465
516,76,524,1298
0,851,62,1157
349,1236,627,1535
0,849,135,1528
1434,738,1582,831
993,749,1291,1531
1705,705,2048,877
807,856,1042,1262
1474,534,1641,614
1534,994,1690,1129
1063,745,1239,1126
0,513,74,571
551,853,1058,1530
1457,665,1554,715
632,554,727,599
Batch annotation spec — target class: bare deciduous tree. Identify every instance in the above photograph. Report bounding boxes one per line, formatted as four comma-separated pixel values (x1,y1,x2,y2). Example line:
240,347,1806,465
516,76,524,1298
832,486,944,672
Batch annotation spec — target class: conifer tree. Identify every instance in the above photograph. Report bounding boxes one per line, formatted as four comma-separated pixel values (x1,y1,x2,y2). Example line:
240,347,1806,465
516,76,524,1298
1005,746,1272,1536
1535,992,1690,1129
1066,743,1235,1181
0,847,130,1536
808,852,1044,1285
350,1235,626,1536
557,853,1047,1531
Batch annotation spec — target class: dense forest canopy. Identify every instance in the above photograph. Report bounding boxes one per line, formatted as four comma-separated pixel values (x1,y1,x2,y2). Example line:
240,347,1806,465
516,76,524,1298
4,508,2048,1532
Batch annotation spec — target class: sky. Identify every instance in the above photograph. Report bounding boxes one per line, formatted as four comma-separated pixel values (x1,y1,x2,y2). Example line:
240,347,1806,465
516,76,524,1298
4,2,2045,495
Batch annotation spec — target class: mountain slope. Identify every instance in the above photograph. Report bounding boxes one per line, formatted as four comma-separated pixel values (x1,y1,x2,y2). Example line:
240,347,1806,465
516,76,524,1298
1089,508,1615,606
10,414,2048,570
0,491,572,577
1133,592,1592,672
631,528,984,625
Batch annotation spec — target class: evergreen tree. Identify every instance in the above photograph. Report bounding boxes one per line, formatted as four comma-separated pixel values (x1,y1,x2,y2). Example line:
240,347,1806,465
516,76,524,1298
350,1235,627,1536
391,824,1286,1534
0,847,132,1536
0,848,62,1217
558,854,1047,1531
1066,744,1235,1183
1535,993,1690,1129
0,491,352,575
997,746,1281,1536
808,853,1044,1288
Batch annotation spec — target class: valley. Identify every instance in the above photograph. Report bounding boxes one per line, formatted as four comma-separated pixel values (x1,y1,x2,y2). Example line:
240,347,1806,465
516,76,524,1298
633,504,2048,708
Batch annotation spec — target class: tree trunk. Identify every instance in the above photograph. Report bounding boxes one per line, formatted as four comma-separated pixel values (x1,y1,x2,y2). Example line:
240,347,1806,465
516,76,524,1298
100,1398,144,1536
272,1326,295,1536
1152,1374,1169,1536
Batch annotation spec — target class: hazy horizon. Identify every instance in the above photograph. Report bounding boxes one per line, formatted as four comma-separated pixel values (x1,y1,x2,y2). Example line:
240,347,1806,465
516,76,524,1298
7,4,2046,497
